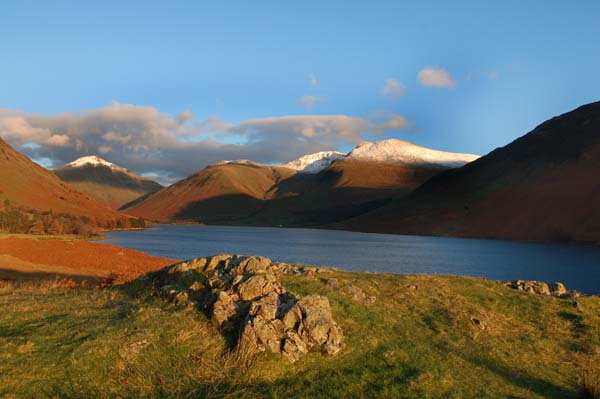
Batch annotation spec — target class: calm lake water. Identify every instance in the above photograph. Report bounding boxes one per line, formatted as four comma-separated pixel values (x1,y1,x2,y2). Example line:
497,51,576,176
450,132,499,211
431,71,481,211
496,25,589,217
103,225,600,294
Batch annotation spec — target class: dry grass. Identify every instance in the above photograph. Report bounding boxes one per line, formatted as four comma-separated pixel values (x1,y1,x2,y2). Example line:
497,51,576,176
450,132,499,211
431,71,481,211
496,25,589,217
579,353,600,399
1,272,599,398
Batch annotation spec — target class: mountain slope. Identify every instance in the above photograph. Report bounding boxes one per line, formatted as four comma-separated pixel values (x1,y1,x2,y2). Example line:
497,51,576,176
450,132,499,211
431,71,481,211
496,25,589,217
339,101,600,243
55,156,162,209
238,159,445,226
123,163,296,222
124,138,477,226
283,151,346,173
0,138,130,229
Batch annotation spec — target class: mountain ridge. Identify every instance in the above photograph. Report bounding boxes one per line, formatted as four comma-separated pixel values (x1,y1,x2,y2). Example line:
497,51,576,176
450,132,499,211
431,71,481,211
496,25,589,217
337,101,600,243
55,156,162,209
0,138,134,233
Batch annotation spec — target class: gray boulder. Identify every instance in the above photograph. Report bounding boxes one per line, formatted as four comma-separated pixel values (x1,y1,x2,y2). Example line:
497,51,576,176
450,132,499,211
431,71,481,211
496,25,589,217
148,254,344,363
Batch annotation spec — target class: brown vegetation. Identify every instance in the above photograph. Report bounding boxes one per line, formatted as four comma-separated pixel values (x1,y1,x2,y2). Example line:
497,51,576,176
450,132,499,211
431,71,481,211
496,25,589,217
0,236,177,283
0,138,139,231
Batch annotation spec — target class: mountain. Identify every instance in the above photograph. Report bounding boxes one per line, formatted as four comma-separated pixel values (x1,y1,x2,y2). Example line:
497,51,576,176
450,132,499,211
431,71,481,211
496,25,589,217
283,151,346,173
338,101,600,243
346,139,479,168
54,156,162,209
124,139,478,226
122,163,296,222
236,158,447,226
0,138,132,232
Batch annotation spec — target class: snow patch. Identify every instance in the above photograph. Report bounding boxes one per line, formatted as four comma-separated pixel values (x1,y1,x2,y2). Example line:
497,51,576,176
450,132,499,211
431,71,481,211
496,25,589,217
215,159,263,167
283,151,346,173
346,139,479,168
66,156,127,171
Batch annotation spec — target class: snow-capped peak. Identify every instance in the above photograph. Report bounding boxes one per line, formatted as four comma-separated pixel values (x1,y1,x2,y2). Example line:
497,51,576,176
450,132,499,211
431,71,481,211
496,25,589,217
283,151,346,173
66,156,127,171
346,139,480,168
214,159,263,167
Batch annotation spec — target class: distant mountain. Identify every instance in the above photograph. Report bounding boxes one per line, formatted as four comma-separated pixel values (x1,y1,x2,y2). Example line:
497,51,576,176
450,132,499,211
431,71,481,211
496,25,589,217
124,139,476,226
283,151,346,173
215,159,263,167
122,163,296,222
338,101,600,244
55,156,162,209
237,158,446,226
0,139,131,232
346,139,479,168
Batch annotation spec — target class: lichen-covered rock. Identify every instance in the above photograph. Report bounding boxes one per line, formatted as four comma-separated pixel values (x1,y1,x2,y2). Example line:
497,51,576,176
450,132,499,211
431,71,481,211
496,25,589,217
343,284,376,305
236,273,283,301
326,278,341,290
504,280,580,298
212,291,237,330
549,282,568,297
296,295,344,355
148,254,344,363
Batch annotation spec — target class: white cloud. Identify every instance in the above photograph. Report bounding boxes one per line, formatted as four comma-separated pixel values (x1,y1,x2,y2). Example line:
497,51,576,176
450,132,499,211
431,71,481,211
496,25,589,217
299,95,321,109
0,103,413,183
309,73,318,88
176,109,193,124
380,78,405,101
418,67,456,88
376,113,413,132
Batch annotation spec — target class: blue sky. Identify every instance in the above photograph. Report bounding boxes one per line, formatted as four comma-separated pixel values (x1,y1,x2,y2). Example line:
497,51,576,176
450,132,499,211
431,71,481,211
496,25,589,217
1,0,599,181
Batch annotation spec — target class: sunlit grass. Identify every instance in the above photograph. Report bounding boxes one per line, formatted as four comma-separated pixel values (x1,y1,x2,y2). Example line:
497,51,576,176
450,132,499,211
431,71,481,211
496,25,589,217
1,272,599,398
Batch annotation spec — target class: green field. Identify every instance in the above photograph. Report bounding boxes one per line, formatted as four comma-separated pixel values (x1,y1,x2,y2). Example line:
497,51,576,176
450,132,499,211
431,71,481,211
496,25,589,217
1,270,599,398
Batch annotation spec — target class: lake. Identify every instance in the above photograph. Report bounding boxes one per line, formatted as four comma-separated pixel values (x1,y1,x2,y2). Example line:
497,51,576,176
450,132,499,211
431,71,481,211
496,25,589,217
103,225,600,294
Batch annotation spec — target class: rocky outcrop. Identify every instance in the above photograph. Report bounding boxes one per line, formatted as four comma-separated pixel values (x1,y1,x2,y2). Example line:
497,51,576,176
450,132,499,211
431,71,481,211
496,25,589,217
148,254,344,363
504,280,581,298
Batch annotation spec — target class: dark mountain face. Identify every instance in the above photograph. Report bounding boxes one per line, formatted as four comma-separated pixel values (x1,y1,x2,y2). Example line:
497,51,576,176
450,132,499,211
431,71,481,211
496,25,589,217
338,101,600,244
54,164,162,209
123,159,448,226
55,164,162,192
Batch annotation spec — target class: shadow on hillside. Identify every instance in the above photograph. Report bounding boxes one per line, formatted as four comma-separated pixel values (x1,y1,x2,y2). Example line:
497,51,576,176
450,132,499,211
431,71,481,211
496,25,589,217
173,188,396,227
0,268,105,284
437,343,577,398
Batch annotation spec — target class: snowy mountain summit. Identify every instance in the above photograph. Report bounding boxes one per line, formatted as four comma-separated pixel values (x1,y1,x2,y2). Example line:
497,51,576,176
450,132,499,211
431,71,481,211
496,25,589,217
66,156,127,171
346,139,479,168
283,151,346,173
215,159,263,167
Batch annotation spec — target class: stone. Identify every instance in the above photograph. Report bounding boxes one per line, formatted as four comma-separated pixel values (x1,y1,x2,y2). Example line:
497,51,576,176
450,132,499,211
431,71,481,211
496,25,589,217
550,282,568,297
326,278,341,290
282,331,309,363
212,291,237,329
343,284,376,304
150,254,344,363
470,317,487,330
297,295,343,353
505,280,579,298
240,316,284,354
234,256,272,274
205,254,236,273
236,273,282,301
270,262,301,275
519,281,550,295
248,292,279,320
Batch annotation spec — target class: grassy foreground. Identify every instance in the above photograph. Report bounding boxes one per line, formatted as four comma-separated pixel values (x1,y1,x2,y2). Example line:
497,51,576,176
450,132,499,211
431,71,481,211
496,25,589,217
1,270,599,398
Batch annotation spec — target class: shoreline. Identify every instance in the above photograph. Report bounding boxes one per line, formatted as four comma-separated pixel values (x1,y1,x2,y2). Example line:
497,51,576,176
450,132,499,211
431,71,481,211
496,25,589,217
0,233,596,298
